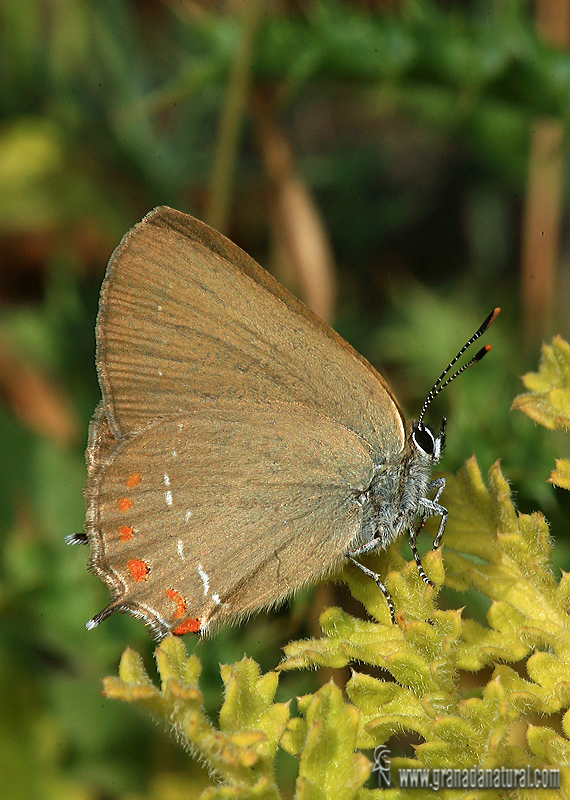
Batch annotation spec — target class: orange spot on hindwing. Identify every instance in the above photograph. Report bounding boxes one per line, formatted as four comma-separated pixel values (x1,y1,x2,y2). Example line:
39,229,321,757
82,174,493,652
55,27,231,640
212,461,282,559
166,588,187,619
166,589,199,633
118,497,133,512
127,558,149,582
173,618,201,635
118,525,134,542
126,473,142,488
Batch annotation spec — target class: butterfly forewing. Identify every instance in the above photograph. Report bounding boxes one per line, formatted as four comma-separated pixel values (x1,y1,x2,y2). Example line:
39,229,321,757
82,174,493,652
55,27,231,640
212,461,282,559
97,207,405,455
86,401,375,636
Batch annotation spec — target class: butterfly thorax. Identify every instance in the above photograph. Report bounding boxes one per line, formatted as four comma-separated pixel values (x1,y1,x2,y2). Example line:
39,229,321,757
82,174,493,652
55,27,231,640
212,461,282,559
353,418,445,552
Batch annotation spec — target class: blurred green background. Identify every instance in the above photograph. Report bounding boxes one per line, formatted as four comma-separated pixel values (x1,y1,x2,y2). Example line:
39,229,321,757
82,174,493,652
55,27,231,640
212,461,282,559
2,1,570,798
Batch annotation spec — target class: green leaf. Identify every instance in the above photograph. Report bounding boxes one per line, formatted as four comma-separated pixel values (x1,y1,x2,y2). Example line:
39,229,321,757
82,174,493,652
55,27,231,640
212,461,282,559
295,682,371,800
219,657,290,759
550,458,570,490
512,335,570,431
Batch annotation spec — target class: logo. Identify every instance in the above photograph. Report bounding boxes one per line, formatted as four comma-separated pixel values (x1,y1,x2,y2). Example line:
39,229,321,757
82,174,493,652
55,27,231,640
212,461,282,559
372,745,391,789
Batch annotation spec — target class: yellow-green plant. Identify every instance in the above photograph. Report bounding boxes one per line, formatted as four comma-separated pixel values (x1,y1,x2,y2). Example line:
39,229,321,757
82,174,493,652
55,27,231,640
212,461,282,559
103,336,570,799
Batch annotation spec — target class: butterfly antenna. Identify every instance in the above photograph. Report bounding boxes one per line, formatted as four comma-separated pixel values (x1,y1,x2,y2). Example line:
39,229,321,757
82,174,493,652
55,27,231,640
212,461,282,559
417,307,500,425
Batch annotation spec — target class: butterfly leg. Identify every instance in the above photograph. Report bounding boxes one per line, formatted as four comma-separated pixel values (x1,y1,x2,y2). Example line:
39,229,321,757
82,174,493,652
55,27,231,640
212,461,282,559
421,477,447,548
409,518,433,587
346,539,396,625
410,477,447,589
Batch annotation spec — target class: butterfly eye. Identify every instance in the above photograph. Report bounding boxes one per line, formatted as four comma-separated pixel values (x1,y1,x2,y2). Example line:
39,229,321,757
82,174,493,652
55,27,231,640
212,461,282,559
412,423,435,456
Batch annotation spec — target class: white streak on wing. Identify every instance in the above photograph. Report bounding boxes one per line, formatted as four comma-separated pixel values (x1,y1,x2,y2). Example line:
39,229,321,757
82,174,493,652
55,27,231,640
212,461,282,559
197,563,210,596
184,510,192,523
164,474,173,506
177,540,185,561
212,593,221,606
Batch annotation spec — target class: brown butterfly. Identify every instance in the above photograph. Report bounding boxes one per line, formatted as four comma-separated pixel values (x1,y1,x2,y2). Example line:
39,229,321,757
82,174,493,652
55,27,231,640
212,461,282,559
67,207,498,638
